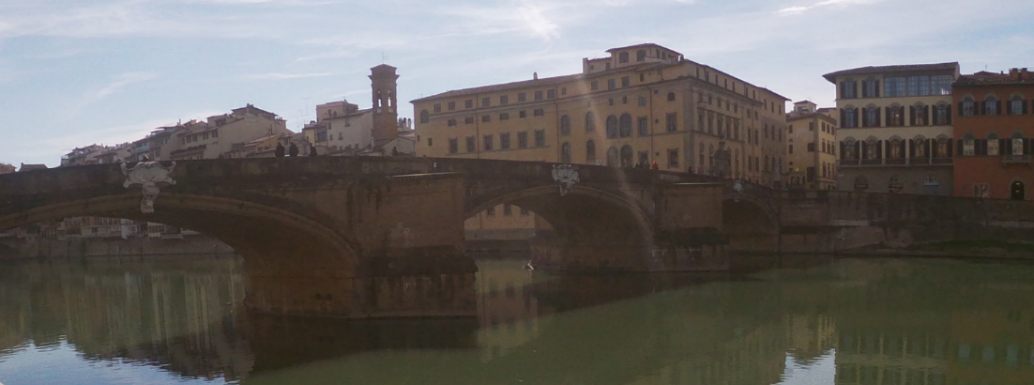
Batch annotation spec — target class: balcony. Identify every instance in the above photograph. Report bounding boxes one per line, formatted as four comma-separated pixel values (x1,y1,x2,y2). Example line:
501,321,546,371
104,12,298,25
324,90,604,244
1003,154,1032,166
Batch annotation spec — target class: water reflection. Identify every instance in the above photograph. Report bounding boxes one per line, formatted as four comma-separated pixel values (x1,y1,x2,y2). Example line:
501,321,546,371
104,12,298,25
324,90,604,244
1,256,1034,384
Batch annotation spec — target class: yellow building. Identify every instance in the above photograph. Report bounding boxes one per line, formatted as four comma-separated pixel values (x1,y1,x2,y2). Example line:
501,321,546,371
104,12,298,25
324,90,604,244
786,101,839,190
413,43,789,184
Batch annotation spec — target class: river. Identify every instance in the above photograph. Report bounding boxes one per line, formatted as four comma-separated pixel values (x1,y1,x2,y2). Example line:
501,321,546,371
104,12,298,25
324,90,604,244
0,255,1032,384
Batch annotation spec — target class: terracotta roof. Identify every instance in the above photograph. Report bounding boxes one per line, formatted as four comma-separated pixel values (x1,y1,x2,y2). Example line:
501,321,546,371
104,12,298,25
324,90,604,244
411,73,584,103
822,62,959,83
955,70,1034,86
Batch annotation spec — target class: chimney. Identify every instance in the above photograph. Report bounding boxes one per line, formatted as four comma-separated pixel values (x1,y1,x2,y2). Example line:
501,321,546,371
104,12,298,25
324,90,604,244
533,72,538,80
1022,68,1030,80
1010,68,1020,80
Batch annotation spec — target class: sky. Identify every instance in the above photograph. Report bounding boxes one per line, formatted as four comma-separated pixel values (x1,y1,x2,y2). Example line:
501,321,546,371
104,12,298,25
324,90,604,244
1,0,1031,168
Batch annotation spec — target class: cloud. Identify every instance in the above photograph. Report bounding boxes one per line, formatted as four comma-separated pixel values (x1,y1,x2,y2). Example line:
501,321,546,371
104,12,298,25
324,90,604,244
776,0,883,16
439,0,563,40
96,72,157,98
243,72,336,80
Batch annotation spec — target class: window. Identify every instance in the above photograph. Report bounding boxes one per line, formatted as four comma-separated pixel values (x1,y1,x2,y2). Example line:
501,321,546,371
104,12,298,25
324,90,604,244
465,99,474,108
534,91,543,101
619,52,629,63
807,142,816,152
841,80,856,99
988,135,1000,155
519,110,527,118
621,76,630,87
482,115,490,123
486,207,495,217
619,113,632,137
547,89,556,99
447,119,457,127
788,145,793,154
1013,136,1025,155
585,111,596,132
465,117,474,125
561,87,567,95
500,113,509,120
483,135,493,151
433,103,441,113
622,96,627,104
973,183,990,198
962,98,975,116
963,136,975,156
500,133,511,149
533,108,544,117
638,96,647,106
666,112,677,132
667,149,679,168
503,204,512,216
518,93,526,102
560,142,571,163
560,115,571,136
887,105,905,126
586,140,596,162
638,117,648,136
606,115,618,138
517,132,528,148
864,107,880,127
465,136,475,152
985,97,999,116
667,92,675,102
862,79,879,98
1010,97,1025,115
447,101,455,111
521,207,530,216
636,49,646,62
935,104,951,125
842,108,857,128
608,79,616,90
448,138,457,153
500,95,508,105
884,77,906,97
591,81,598,91
419,110,429,123
534,130,546,147
482,97,490,107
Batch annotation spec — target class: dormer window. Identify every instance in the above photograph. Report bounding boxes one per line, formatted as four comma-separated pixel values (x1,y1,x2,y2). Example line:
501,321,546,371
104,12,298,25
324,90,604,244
619,52,629,64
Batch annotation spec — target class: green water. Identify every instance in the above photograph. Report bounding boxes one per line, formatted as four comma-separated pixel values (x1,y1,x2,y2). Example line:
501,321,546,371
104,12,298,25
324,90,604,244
1,256,1033,385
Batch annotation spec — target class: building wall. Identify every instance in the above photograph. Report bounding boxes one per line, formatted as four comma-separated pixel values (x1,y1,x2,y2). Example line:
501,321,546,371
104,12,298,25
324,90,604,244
464,204,552,240
171,107,289,160
414,44,788,186
830,66,959,195
786,112,838,190
952,82,1034,200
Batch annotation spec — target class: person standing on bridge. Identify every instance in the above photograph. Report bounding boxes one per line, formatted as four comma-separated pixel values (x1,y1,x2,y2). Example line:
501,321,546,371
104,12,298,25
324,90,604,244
651,160,658,170
288,142,299,157
275,142,285,158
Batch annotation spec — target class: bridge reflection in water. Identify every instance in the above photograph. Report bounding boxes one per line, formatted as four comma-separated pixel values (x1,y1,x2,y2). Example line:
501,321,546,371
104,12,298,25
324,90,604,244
2,256,1034,384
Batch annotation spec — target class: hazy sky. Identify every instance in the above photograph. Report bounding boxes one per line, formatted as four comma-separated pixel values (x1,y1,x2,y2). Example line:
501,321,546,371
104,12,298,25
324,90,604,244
1,0,1031,167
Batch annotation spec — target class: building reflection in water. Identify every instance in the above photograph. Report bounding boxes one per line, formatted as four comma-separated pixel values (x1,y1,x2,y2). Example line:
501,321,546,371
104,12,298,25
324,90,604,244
3,256,1034,384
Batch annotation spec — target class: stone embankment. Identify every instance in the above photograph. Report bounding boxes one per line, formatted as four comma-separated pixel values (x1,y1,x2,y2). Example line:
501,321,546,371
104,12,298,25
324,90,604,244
0,235,234,260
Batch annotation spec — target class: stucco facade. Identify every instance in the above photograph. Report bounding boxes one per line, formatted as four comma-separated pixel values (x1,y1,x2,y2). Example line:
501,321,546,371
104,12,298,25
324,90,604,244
826,62,960,195
169,104,290,161
786,101,838,190
952,68,1034,200
413,43,789,186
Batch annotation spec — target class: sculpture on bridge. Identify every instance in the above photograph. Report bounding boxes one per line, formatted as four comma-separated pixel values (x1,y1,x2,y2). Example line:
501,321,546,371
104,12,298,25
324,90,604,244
552,164,580,196
121,160,177,214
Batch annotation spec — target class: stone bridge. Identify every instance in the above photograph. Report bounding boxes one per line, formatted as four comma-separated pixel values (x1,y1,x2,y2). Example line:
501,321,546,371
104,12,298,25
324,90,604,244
3,156,1033,318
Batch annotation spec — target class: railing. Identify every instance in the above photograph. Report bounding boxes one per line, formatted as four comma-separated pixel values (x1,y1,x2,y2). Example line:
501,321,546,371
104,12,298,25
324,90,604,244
860,159,882,166
838,159,860,167
884,158,907,165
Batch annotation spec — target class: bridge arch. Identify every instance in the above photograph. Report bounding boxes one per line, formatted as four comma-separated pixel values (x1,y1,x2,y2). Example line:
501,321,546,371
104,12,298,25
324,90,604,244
722,195,779,251
467,184,657,271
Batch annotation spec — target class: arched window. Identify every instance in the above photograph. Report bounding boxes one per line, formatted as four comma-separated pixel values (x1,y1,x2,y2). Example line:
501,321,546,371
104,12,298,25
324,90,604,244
620,145,633,168
842,138,857,160
962,133,975,156
560,142,572,163
843,107,858,128
934,103,951,125
987,132,1000,155
619,113,632,137
1011,132,1025,155
913,137,928,159
636,49,646,62
888,138,904,159
419,109,429,124
1011,180,1025,200
864,106,880,127
606,115,618,138
606,146,619,167
586,140,596,163
984,95,1000,116
935,136,950,158
911,103,928,126
585,111,596,132
560,115,571,136
619,52,629,64
667,92,676,102
1010,95,1027,115
962,97,976,116
886,104,904,126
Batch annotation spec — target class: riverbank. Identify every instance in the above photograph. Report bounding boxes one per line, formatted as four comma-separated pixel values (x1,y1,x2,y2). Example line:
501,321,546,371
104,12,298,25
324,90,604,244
835,239,1034,261
0,235,235,260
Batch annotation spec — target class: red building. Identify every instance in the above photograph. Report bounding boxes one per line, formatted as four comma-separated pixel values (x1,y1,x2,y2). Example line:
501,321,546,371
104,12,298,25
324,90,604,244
953,68,1034,200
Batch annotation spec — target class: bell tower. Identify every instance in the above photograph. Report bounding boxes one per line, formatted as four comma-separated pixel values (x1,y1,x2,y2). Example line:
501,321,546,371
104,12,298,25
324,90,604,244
370,64,399,146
